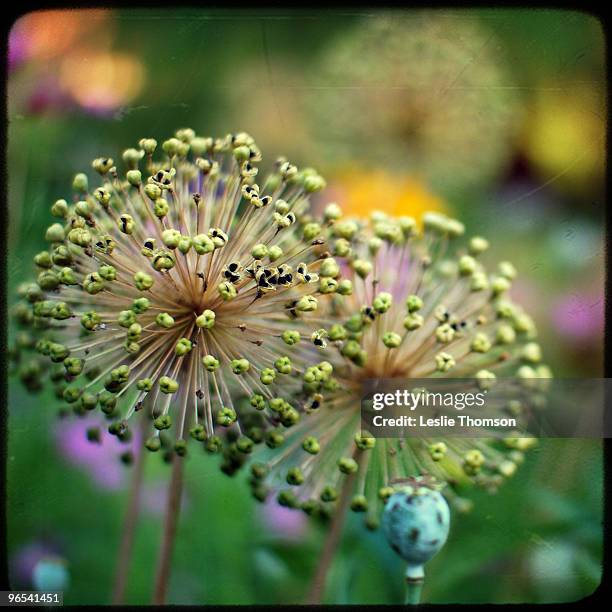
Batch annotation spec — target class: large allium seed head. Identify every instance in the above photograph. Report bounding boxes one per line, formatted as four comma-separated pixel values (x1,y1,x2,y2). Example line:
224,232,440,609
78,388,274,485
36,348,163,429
246,208,551,526
11,130,353,464
306,12,521,195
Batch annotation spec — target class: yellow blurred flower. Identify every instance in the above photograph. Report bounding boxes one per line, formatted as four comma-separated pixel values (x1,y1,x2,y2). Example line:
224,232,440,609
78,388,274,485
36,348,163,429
59,51,146,111
327,168,447,220
523,85,605,195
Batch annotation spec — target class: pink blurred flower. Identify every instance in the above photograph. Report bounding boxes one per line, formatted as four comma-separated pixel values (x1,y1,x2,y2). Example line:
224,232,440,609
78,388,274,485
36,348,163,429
552,292,604,341
53,416,141,491
10,541,62,587
257,496,307,541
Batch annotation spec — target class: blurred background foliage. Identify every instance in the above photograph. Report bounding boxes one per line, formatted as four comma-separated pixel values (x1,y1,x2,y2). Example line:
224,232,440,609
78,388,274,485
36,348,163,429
7,8,604,604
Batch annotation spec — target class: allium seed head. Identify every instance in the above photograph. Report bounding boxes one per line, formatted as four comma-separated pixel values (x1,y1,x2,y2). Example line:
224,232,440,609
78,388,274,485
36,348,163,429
11,130,354,465
245,210,550,526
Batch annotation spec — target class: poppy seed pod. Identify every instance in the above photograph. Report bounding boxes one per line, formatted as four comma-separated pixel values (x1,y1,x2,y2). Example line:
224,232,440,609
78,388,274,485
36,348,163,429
382,484,450,579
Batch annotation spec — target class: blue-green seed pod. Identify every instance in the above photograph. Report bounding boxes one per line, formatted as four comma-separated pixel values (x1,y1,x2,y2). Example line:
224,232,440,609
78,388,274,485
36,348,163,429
382,485,450,579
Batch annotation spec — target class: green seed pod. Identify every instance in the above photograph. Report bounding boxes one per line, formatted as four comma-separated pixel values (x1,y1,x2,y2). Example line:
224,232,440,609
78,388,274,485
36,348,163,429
152,250,175,271
154,415,173,431
75,200,92,219
260,368,276,385
192,233,214,254
126,170,142,186
175,338,193,356
98,265,117,282
286,467,304,485
266,431,285,448
469,236,489,255
82,272,104,295
80,392,98,411
189,424,207,441
155,312,175,328
251,243,268,259
51,199,69,218
162,229,181,249
216,407,237,426
196,309,215,329
250,394,266,410
153,198,169,218
353,259,372,279
57,267,77,286
63,386,81,403
45,223,66,243
274,356,292,374
282,330,301,346
202,355,220,372
268,245,283,262
218,281,237,301
320,485,338,502
354,431,376,450
319,257,340,278
92,187,111,208
37,270,60,291
230,358,250,374
67,227,92,247
92,157,114,175
72,173,89,192
127,323,142,341
338,457,358,474
63,357,84,376
34,251,53,268
303,223,321,240
302,436,320,454
134,271,153,291
131,297,150,313
373,292,393,314
117,214,135,235
140,138,157,154
159,376,178,394
52,302,72,320
144,183,162,201
177,236,192,254
351,495,368,512
136,377,153,391
52,245,73,266
122,147,145,168
145,436,162,452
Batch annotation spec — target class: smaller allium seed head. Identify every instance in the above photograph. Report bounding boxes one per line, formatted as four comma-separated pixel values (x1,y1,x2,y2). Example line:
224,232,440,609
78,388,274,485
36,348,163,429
245,209,550,527
13,130,356,467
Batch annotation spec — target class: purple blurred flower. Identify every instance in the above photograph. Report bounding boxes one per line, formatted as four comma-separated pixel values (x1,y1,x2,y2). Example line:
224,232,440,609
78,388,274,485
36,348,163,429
8,25,29,71
10,541,61,588
552,292,604,342
53,416,141,491
257,496,307,540
26,78,72,115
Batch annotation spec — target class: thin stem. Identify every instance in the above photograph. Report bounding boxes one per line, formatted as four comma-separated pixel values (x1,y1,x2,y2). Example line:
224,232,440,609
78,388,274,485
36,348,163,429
305,453,361,604
111,430,147,604
405,578,424,605
152,454,184,605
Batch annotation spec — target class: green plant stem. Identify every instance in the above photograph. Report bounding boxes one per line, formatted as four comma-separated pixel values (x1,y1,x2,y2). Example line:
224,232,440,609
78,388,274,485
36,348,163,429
405,578,424,605
152,454,184,605
111,432,147,604
305,452,362,604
